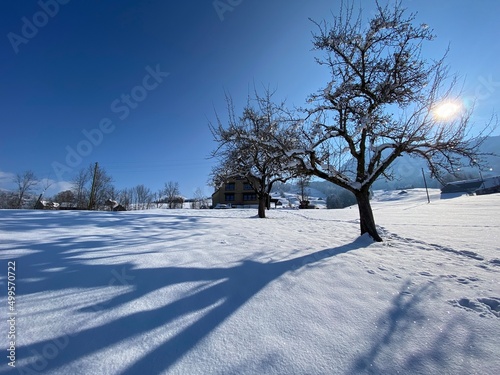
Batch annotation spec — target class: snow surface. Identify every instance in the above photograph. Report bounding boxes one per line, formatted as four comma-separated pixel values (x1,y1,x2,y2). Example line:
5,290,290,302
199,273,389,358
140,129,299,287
0,189,499,375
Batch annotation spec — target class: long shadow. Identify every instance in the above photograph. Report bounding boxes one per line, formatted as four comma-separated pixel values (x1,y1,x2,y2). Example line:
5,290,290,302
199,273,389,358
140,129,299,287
351,281,433,374
350,279,482,374
0,209,206,233
12,237,369,374
0,209,209,295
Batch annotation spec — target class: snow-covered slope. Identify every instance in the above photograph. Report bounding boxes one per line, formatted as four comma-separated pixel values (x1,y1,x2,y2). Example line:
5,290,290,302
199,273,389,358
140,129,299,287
0,190,499,374
270,190,327,208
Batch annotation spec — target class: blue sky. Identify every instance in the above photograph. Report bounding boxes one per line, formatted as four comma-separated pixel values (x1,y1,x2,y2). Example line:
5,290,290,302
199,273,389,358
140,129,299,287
1,0,499,198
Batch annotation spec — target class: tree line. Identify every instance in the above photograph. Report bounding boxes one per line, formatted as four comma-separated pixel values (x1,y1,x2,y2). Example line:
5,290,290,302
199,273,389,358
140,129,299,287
0,165,203,211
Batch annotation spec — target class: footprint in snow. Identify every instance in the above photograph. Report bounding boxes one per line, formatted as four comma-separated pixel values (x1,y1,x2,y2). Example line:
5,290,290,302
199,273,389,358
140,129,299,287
444,274,480,285
449,297,500,318
418,271,433,277
458,250,484,261
489,259,500,266
478,298,500,317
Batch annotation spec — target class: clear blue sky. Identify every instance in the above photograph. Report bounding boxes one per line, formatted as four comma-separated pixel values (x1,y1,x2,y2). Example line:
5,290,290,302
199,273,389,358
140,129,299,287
1,0,499,198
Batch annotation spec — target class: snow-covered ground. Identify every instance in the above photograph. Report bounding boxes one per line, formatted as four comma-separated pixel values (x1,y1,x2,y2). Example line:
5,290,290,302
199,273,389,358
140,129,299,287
0,189,499,375
270,189,327,208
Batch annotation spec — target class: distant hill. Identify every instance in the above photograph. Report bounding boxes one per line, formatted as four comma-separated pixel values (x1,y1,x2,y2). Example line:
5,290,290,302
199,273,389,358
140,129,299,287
478,135,500,172
273,135,500,197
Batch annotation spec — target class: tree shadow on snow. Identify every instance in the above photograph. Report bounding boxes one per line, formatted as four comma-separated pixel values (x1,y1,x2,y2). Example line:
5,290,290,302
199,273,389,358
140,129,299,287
0,209,206,233
350,279,483,374
12,235,370,374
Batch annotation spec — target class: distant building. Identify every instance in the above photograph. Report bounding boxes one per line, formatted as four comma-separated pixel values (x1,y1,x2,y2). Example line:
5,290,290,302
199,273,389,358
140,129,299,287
58,202,79,210
476,176,500,195
34,200,60,210
212,176,259,208
441,176,500,195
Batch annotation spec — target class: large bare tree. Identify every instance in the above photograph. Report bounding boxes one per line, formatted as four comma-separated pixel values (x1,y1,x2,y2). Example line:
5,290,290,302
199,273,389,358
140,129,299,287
287,2,494,241
210,90,299,218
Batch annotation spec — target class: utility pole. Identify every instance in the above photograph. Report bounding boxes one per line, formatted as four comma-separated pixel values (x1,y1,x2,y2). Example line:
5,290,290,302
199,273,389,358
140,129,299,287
421,168,430,204
478,169,485,189
88,162,98,210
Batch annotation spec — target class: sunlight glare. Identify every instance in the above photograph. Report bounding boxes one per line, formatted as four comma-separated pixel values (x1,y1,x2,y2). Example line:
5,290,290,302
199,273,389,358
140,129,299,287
432,100,463,121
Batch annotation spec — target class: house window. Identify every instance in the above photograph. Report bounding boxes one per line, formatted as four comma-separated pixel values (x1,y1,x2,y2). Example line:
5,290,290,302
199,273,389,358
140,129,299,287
225,193,235,202
225,183,235,191
243,183,253,191
243,194,257,201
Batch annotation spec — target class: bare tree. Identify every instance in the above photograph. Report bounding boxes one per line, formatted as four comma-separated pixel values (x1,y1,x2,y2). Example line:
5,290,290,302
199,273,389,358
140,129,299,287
286,1,494,241
210,89,300,218
72,169,90,208
72,164,114,210
0,191,17,209
163,181,181,209
296,175,311,208
146,191,154,209
129,187,138,210
192,187,208,209
54,190,76,205
38,176,54,200
118,188,133,210
14,170,38,208
152,188,164,208
134,184,152,210
88,164,114,210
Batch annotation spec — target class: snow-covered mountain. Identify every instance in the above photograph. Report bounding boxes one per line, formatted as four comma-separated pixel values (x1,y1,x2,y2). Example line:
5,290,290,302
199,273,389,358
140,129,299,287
371,135,500,190
280,135,500,195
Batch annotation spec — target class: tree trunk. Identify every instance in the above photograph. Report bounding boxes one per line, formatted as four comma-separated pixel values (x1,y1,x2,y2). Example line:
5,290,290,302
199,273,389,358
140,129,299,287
16,193,23,209
355,189,383,242
258,195,267,218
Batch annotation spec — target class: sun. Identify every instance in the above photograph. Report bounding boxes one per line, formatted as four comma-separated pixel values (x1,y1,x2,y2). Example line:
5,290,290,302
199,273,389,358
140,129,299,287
432,100,463,121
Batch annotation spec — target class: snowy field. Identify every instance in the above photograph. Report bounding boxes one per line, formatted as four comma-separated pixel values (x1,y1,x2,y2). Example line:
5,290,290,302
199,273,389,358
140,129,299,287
0,189,499,375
